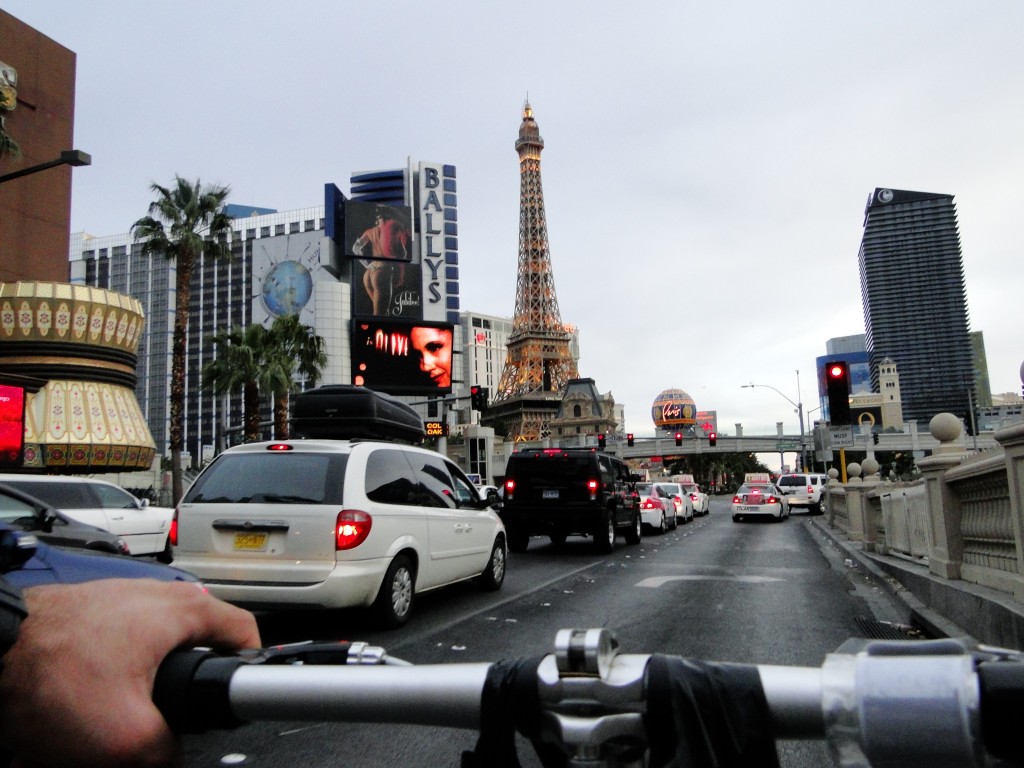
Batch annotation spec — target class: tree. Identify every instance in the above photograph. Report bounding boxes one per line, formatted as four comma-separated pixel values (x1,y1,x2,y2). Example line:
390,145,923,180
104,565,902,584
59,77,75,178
265,314,327,440
132,177,232,504
201,316,327,444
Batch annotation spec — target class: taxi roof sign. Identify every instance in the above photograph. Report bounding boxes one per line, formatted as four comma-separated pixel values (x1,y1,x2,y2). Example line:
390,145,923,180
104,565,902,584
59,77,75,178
744,473,771,484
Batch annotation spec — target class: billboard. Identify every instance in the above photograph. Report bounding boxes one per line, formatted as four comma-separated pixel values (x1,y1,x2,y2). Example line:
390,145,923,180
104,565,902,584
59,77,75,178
0,384,25,467
351,318,454,395
343,201,419,319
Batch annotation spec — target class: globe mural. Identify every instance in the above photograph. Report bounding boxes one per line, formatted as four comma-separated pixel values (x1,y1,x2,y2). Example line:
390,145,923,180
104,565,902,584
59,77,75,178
261,260,313,317
651,388,697,429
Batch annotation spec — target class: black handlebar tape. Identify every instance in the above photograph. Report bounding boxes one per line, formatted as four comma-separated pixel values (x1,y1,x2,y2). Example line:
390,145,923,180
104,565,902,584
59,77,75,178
153,650,249,734
978,661,1024,762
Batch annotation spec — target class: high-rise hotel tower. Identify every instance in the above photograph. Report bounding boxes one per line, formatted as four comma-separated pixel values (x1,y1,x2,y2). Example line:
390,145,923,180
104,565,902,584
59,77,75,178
857,188,975,425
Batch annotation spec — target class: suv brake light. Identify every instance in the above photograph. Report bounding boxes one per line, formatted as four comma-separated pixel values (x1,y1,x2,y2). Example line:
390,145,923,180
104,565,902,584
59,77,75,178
336,510,372,550
807,485,814,493
504,479,515,500
587,479,599,500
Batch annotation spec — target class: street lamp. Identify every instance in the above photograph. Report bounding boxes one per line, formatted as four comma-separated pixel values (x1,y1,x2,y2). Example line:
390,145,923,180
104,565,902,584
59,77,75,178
0,149,91,184
741,371,805,471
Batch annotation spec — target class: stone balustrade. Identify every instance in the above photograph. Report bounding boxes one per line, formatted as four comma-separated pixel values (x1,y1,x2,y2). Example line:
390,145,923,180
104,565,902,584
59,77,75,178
824,413,1024,603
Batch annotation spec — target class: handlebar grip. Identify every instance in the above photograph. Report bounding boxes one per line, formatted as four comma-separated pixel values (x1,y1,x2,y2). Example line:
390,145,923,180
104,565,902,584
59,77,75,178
979,660,1024,762
154,649,250,734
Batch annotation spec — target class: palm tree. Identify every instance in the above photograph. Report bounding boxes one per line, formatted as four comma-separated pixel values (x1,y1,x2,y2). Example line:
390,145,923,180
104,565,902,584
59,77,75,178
202,324,289,443
267,314,328,439
132,177,232,504
202,317,327,444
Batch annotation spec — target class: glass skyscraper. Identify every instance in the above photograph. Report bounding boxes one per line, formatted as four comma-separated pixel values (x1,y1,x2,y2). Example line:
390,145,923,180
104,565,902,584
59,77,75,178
857,188,974,426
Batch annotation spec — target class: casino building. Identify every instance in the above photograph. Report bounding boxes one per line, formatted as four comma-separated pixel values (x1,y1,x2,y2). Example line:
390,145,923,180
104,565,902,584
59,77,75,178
70,162,468,469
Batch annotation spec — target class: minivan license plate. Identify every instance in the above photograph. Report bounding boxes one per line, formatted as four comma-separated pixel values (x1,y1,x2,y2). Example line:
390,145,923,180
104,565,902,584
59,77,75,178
234,532,268,551
542,489,559,500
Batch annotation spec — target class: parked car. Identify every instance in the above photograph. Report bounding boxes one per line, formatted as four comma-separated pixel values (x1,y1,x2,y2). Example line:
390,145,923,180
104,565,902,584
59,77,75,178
653,481,694,523
0,482,128,555
731,482,790,522
0,475,173,561
172,437,506,628
500,448,641,553
0,524,199,590
635,482,677,534
776,473,829,514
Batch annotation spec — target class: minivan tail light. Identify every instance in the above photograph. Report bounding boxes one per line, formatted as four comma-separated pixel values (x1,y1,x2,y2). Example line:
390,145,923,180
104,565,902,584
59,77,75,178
336,510,372,550
170,509,178,546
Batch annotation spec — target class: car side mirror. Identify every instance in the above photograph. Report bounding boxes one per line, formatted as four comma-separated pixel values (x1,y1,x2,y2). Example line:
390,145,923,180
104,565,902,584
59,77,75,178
139,498,150,509
0,529,37,574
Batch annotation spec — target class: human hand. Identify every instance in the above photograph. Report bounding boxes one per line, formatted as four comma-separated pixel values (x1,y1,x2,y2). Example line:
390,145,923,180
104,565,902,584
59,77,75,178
0,579,261,767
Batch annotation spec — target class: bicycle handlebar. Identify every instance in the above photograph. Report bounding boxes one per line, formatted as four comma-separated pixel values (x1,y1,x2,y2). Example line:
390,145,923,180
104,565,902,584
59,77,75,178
155,629,1024,767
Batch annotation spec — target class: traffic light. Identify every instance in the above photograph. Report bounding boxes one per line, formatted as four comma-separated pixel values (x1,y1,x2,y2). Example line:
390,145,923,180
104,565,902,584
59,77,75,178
675,432,682,446
627,433,634,447
825,361,851,425
709,432,717,447
597,433,607,450
872,432,879,445
470,385,488,412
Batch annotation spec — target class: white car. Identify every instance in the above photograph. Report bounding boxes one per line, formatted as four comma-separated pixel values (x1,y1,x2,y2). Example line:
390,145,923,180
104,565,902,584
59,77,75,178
171,438,507,628
654,482,695,523
0,474,173,560
731,482,790,522
634,482,677,533
681,482,710,516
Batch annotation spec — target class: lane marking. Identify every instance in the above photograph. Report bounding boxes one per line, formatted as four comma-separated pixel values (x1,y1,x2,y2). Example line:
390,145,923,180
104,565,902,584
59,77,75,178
635,575,784,587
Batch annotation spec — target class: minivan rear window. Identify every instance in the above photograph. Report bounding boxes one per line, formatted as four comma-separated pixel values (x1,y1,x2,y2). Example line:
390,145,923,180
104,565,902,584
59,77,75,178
183,453,347,504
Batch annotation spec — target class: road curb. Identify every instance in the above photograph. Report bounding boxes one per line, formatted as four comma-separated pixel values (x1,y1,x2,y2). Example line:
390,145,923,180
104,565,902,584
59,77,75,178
807,517,975,643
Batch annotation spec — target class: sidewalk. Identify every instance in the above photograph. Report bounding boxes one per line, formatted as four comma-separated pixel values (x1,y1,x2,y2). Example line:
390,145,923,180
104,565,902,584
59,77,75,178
809,517,1024,650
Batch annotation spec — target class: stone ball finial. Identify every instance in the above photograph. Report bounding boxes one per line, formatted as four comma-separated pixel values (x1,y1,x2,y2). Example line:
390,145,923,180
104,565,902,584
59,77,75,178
929,412,963,443
862,457,879,476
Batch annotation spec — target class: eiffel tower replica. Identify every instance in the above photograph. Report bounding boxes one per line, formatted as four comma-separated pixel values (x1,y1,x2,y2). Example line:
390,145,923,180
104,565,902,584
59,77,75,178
484,101,580,442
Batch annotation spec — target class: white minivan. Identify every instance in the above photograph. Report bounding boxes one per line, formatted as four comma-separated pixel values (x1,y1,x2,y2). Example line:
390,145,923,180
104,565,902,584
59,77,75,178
171,438,507,628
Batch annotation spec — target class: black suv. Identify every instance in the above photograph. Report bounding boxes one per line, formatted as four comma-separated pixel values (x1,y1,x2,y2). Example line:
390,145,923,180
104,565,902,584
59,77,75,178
499,448,641,553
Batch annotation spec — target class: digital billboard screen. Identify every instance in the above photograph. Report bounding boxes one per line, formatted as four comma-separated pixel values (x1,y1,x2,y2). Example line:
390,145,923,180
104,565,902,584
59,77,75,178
0,384,26,468
351,318,454,396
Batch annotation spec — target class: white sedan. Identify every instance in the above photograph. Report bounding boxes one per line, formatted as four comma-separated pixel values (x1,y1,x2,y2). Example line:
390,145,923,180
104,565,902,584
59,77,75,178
635,482,677,534
0,474,174,560
654,482,694,523
681,482,710,516
731,482,790,522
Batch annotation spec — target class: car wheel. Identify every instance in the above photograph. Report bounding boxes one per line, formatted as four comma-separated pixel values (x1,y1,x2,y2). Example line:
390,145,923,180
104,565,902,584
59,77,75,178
594,509,616,554
624,512,642,545
156,537,173,564
549,532,567,548
476,538,506,591
507,529,530,553
374,554,415,629
655,511,667,535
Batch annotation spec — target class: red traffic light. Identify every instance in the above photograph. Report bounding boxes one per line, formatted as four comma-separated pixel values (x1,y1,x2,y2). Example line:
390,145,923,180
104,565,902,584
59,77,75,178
709,432,717,447
674,432,682,446
627,433,635,447
828,363,846,379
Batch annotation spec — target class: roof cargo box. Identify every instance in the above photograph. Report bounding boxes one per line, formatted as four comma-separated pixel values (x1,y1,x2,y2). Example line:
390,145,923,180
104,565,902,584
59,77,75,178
291,385,425,443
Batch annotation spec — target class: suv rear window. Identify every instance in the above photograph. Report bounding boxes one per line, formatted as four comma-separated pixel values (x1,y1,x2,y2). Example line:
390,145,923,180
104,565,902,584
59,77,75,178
183,453,348,504
777,476,806,487
507,454,596,485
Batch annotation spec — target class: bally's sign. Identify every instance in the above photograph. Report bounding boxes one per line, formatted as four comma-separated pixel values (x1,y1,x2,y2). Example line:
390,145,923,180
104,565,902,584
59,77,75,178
417,163,459,324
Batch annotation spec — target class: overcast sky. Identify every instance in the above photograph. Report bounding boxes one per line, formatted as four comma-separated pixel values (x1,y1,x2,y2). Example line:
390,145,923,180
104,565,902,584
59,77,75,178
7,1,1023,450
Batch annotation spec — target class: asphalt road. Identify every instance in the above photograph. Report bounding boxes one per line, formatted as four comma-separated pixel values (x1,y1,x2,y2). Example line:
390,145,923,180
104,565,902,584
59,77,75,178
180,497,909,767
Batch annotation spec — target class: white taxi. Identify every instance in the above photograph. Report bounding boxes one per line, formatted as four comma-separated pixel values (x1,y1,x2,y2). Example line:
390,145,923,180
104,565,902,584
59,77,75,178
731,473,790,522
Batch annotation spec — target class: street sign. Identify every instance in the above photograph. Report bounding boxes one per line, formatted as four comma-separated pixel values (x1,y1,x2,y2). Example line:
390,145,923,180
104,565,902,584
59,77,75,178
775,441,800,451
829,425,854,449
